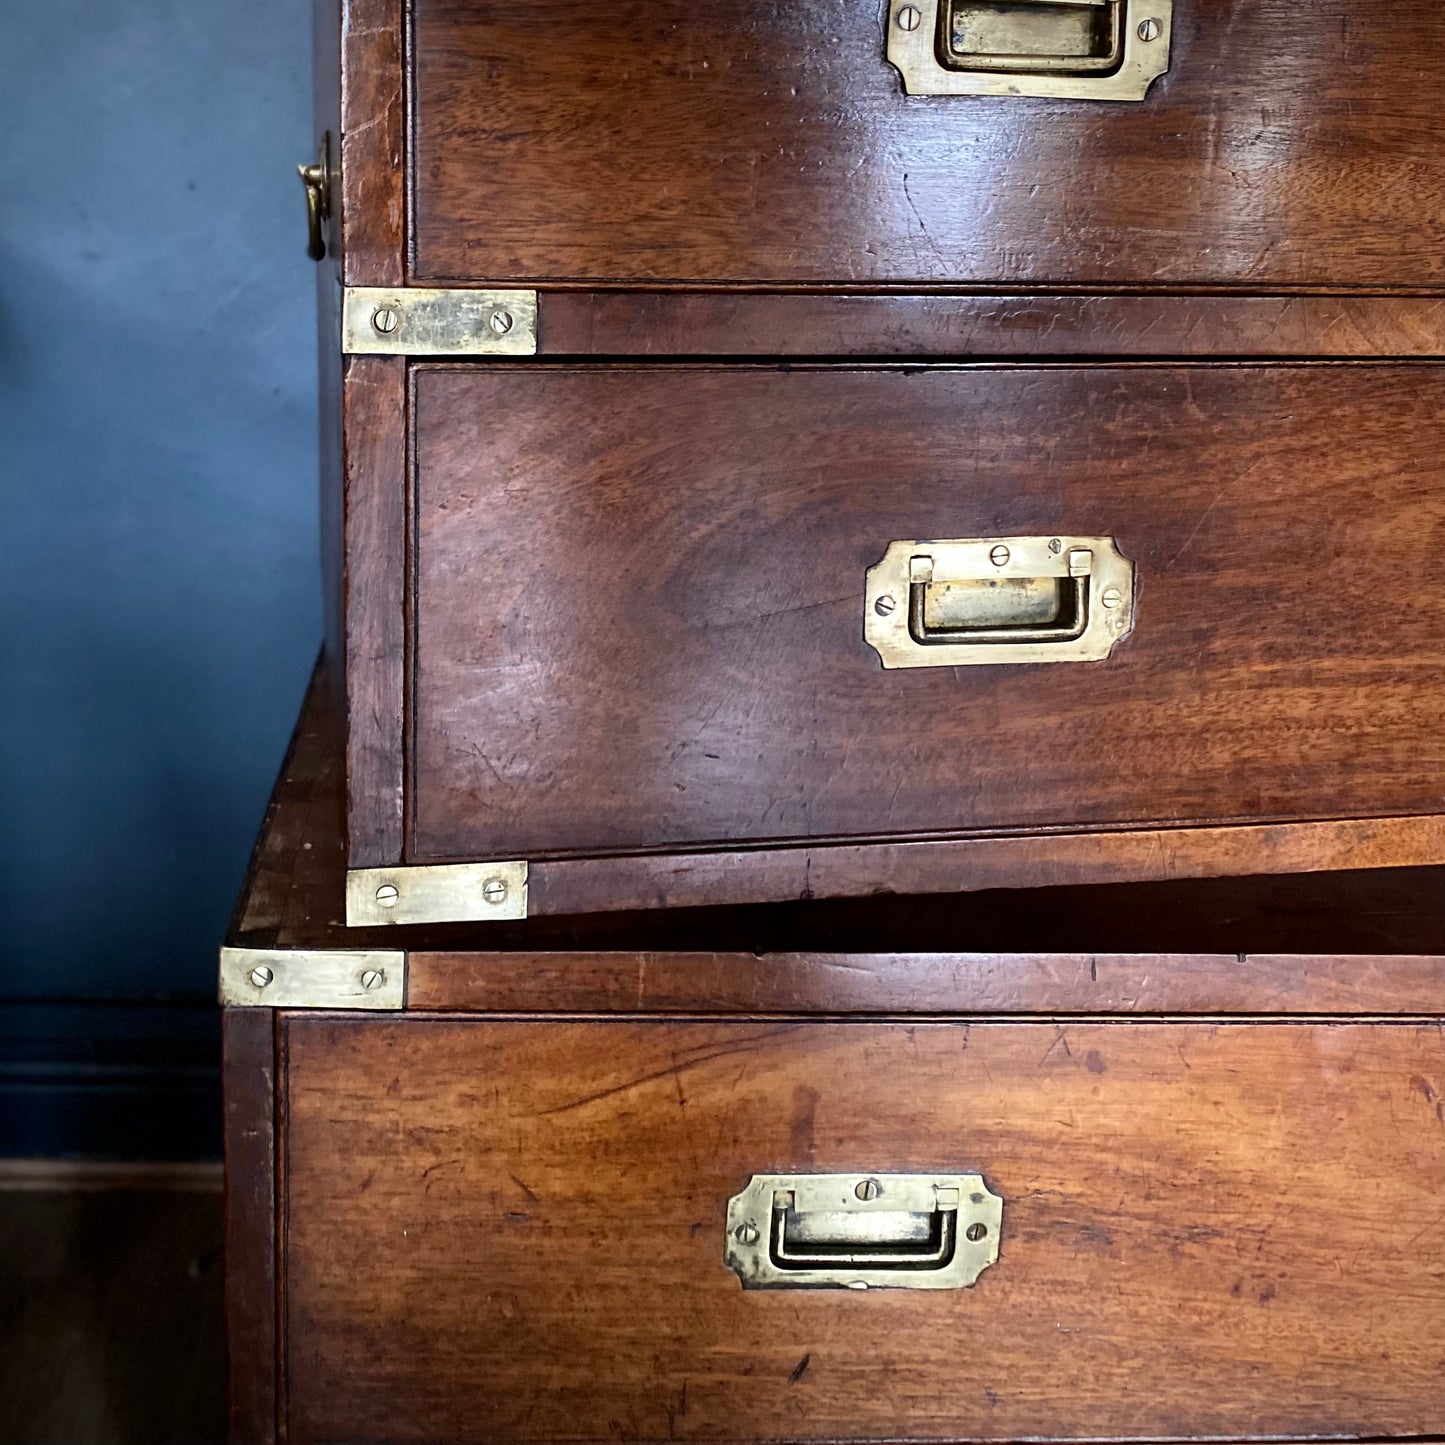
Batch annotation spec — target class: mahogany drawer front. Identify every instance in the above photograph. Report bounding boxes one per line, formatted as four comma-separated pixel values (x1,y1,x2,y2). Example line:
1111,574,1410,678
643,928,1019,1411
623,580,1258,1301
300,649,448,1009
410,361,1445,868
281,1017,1445,1444
409,0,1445,290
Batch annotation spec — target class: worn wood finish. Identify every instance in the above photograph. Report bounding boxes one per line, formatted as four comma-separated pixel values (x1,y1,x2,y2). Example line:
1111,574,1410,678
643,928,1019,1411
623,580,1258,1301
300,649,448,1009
528,815,1445,919
406,948,1445,1017
312,0,409,866
222,1009,277,1445
342,355,407,867
412,363,1445,875
338,0,405,287
233,663,1445,992
540,293,1445,360
283,1018,1445,1443
412,0,1445,290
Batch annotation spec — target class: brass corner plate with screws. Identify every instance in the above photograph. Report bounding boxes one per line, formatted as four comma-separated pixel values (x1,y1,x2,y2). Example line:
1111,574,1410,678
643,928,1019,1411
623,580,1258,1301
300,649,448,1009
218,947,406,1010
864,534,1135,669
887,0,1172,101
346,861,529,927
725,1172,1003,1291
342,287,539,357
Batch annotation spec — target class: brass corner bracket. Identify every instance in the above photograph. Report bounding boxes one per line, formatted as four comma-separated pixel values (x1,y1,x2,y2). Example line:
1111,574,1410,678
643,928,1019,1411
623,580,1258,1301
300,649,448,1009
219,947,406,1010
342,287,538,357
346,861,529,927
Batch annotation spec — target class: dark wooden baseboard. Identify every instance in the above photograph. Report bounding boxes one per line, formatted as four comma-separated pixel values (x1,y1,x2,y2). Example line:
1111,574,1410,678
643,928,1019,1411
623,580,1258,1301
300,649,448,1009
0,1000,220,1161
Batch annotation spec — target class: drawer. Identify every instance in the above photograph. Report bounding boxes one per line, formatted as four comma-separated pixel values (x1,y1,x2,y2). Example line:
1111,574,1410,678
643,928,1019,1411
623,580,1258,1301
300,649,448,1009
406,0,1445,291
280,1017,1445,1443
366,360,1445,920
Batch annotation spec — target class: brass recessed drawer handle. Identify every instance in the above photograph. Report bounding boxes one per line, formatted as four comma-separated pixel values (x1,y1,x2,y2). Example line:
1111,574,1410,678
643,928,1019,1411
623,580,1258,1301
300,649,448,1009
864,534,1135,669
725,1173,1002,1291
887,0,1172,101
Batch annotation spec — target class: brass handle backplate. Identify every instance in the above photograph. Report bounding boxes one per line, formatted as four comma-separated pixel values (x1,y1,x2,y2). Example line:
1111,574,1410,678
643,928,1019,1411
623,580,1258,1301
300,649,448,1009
887,0,1172,101
298,133,332,262
724,1173,1002,1291
864,534,1135,669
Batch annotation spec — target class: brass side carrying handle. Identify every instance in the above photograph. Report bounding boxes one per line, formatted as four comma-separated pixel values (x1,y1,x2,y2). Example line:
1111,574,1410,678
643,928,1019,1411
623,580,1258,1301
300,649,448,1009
887,0,1172,101
725,1173,1002,1291
864,534,1135,669
298,133,332,262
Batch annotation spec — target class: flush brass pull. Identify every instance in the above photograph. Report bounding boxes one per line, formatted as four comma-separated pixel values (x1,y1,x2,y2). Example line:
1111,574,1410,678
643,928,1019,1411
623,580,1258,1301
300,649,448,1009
887,0,1172,101
864,535,1135,669
724,1173,1002,1291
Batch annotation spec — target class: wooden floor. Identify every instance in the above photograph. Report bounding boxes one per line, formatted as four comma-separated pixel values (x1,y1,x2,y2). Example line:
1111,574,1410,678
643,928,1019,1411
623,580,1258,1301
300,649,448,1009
0,1173,224,1445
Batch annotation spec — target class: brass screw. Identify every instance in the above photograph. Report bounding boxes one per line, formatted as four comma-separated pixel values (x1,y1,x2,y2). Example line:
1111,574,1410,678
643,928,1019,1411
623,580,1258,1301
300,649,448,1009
735,1222,760,1245
1100,586,1124,609
874,594,897,617
966,1221,989,1242
1137,17,1162,41
249,965,274,990
1048,538,1063,554
375,883,400,908
896,4,922,30
371,306,400,335
360,969,386,991
482,877,510,906
989,545,1011,568
489,309,515,337
855,1178,882,1201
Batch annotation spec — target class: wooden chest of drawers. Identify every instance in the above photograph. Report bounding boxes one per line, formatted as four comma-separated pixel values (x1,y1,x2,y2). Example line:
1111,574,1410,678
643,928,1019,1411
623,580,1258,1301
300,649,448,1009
224,668,1445,1443
312,0,1445,927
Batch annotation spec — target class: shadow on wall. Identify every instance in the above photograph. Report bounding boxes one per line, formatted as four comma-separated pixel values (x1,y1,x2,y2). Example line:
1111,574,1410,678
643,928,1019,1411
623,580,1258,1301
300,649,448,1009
0,0,321,1016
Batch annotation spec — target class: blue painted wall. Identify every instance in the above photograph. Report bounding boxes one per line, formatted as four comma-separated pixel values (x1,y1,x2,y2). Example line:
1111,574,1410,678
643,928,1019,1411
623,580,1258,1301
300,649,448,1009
0,2,319,1154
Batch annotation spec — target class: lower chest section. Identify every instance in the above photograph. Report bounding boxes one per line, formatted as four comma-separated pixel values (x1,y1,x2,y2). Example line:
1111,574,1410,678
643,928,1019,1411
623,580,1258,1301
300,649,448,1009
279,1016,1445,1443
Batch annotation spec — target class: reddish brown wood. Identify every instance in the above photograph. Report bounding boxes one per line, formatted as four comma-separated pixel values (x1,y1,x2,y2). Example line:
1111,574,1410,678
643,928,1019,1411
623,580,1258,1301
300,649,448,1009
405,947,1445,1017
540,293,1445,359
339,0,405,286
233,663,1445,968
223,1009,278,1445
282,1018,1445,1443
412,0,1445,291
528,815,1445,919
410,363,1445,888
342,355,407,867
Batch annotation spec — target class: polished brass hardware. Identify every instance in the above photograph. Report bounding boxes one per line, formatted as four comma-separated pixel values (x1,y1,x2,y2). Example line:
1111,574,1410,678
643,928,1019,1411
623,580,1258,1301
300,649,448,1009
298,133,332,262
342,287,538,357
864,535,1134,669
346,861,530,926
887,0,1172,100
725,1173,1002,1291
218,947,405,1010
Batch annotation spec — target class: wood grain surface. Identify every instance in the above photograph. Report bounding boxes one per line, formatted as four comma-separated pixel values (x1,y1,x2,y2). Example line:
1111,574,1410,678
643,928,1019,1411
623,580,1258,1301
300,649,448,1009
405,945,1445,1017
539,292,1445,359
223,1009,277,1445
340,355,407,867
339,0,405,287
410,362,1445,864
411,0,1445,290
283,1017,1445,1443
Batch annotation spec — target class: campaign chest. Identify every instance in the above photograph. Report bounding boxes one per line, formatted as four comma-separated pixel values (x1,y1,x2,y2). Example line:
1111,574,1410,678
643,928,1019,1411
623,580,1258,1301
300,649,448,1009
224,666,1445,1444
309,0,1445,926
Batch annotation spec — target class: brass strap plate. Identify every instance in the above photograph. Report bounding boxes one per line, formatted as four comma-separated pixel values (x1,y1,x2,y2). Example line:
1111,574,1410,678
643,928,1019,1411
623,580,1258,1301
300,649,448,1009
346,861,529,927
725,1172,1003,1291
342,287,538,357
887,0,1172,100
218,947,406,1010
